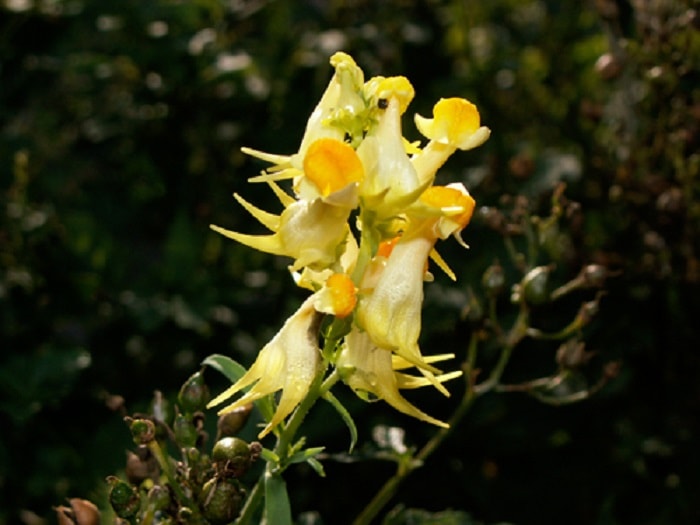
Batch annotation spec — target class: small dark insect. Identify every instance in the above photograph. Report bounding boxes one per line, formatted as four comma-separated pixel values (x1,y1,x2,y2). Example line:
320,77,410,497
344,132,352,143
377,98,388,109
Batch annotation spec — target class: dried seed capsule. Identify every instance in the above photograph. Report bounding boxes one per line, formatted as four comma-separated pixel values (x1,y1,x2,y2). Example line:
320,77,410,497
107,477,140,519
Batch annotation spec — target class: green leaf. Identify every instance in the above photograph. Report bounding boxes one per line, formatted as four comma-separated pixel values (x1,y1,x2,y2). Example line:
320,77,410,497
305,456,326,477
260,447,280,464
201,354,275,423
322,390,357,453
201,354,246,383
264,471,292,525
287,446,325,466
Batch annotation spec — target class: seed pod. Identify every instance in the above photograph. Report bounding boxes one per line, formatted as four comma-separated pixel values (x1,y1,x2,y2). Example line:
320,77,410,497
199,478,246,524
482,262,505,296
212,437,254,477
178,371,210,413
580,264,608,288
107,476,141,519
216,403,253,440
521,266,551,305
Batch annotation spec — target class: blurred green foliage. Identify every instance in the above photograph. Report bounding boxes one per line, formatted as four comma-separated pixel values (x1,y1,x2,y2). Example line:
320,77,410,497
1,0,699,524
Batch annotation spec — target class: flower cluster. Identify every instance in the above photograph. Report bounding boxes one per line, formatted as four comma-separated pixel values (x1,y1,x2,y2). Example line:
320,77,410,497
208,53,490,437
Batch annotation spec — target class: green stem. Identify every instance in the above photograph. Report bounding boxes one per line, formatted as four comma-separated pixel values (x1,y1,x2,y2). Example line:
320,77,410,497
147,440,202,522
353,374,479,525
354,300,529,525
235,368,342,524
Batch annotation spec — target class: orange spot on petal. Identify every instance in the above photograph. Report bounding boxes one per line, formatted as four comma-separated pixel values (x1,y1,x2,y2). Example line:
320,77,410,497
376,235,401,258
303,139,364,197
326,273,357,318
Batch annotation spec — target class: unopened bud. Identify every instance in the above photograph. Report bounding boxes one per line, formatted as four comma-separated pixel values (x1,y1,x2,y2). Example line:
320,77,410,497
178,371,210,413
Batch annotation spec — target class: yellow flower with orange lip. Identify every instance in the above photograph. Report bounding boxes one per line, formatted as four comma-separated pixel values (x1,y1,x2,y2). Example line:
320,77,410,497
211,139,364,273
355,183,475,394
412,97,491,188
337,329,461,428
239,52,366,178
207,294,323,438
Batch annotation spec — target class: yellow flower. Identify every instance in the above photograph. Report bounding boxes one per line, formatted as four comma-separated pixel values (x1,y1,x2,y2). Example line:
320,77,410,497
337,329,461,428
355,184,475,394
357,76,429,220
207,295,323,438
412,98,491,187
240,52,367,179
211,190,352,272
212,138,365,273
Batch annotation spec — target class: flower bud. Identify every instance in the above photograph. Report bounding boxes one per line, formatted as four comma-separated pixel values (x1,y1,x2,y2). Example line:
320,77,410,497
107,476,141,519
212,437,257,477
199,478,246,524
173,413,198,448
178,371,210,413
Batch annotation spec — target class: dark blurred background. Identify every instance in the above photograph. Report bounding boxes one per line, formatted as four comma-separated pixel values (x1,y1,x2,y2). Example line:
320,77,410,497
1,0,699,524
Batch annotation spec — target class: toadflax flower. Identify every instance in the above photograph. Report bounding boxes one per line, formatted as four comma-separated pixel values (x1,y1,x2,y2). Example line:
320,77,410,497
337,329,461,427
207,294,323,438
211,136,365,273
355,183,476,395
412,97,491,186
